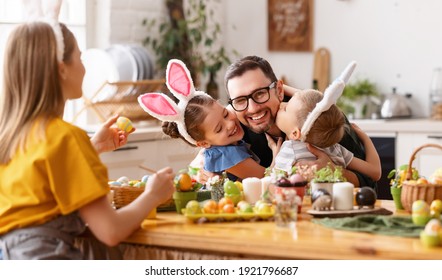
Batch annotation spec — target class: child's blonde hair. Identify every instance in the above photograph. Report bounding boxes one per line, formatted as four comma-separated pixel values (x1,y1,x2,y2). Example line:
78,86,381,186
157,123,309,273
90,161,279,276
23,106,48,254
296,89,345,148
0,22,76,164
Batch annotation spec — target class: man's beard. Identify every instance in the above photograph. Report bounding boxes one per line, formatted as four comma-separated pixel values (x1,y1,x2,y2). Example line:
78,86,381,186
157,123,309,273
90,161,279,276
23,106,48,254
247,112,275,134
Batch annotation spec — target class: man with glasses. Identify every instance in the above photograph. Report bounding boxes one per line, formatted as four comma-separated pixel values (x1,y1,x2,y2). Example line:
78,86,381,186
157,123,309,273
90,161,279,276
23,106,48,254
224,55,375,188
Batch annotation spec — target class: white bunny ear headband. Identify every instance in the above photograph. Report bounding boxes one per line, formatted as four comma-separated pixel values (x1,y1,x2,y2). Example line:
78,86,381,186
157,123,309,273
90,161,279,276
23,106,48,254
22,0,64,62
300,61,357,141
138,59,210,145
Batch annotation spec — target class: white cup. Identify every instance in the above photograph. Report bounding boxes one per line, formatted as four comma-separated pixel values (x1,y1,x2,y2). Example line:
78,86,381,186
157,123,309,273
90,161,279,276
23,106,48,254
242,177,262,204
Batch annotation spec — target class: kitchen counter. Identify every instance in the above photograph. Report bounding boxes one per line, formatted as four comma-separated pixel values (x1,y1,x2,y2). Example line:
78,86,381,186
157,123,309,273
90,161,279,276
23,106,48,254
81,118,442,143
352,118,442,134
119,200,442,260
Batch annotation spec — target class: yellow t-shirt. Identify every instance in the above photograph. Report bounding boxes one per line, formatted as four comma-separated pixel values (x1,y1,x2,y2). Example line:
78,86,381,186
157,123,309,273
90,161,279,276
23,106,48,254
0,118,109,234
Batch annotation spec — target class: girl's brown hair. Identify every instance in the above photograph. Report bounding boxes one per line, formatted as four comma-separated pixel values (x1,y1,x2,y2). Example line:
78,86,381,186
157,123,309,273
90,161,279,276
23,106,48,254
296,89,346,148
0,22,76,164
162,95,216,146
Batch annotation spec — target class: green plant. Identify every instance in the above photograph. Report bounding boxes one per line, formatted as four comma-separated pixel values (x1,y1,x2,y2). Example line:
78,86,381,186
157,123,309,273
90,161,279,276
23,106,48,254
337,79,379,117
142,0,236,83
312,163,346,183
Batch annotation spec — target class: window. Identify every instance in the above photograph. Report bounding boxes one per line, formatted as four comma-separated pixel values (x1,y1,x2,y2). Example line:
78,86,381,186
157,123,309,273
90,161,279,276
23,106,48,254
0,0,93,123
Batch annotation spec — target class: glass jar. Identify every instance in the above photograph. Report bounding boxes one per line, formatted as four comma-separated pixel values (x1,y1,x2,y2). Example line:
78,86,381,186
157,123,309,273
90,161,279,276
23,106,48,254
430,68,442,119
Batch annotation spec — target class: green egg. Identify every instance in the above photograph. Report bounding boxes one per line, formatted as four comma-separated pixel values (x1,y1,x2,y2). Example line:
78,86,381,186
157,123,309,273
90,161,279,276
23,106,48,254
412,214,431,226
420,231,441,247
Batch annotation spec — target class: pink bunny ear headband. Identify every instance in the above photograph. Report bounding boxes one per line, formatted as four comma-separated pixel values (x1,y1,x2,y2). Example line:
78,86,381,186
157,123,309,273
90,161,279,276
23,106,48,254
22,0,64,62
138,59,210,145
300,61,357,141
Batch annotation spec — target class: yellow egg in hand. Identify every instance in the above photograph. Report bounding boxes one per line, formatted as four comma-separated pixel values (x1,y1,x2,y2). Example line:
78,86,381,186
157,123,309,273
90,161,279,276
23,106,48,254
116,116,133,133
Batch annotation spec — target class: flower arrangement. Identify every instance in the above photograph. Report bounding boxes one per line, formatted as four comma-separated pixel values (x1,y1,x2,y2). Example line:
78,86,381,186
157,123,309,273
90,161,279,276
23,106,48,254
387,164,419,189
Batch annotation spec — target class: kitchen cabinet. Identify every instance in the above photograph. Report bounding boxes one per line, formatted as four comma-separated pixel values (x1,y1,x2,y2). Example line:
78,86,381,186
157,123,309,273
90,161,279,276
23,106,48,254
396,132,442,178
100,138,197,180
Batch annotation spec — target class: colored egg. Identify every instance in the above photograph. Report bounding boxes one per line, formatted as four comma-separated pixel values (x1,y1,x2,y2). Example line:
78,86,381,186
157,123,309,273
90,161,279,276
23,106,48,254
116,176,129,184
116,116,133,133
420,231,441,247
108,181,122,186
431,210,441,219
141,175,149,183
412,214,431,226
412,200,430,216
425,219,442,236
134,181,145,188
431,199,442,213
128,180,138,186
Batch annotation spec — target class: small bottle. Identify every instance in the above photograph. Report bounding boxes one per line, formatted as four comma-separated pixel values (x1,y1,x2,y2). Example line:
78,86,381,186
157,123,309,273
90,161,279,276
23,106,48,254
206,71,219,99
312,79,318,90
430,68,442,119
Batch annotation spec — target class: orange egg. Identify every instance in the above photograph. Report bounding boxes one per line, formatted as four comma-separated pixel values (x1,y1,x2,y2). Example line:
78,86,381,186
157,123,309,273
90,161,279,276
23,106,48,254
222,204,235,213
218,197,234,211
175,173,193,191
203,200,218,214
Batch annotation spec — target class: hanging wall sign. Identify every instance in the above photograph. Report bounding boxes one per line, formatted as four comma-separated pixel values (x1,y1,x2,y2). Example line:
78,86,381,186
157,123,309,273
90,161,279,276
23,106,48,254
268,0,313,52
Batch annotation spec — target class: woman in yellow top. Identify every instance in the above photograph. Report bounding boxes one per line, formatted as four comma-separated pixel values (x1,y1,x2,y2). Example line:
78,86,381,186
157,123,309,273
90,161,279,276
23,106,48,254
0,3,175,259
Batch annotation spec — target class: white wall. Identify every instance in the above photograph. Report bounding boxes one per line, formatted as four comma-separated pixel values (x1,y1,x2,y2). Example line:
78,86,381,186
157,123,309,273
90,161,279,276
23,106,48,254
224,0,442,118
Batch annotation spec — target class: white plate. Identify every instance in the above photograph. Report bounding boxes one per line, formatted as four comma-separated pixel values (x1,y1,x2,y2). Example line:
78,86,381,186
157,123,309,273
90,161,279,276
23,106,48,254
106,45,138,82
127,45,144,81
81,48,119,100
131,45,153,79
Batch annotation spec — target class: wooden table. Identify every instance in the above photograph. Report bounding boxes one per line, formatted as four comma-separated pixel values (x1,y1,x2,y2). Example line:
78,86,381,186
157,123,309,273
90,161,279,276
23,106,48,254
121,200,442,260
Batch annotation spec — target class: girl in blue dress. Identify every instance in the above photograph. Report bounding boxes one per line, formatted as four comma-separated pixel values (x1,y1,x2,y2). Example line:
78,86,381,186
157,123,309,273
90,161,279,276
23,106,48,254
139,59,281,180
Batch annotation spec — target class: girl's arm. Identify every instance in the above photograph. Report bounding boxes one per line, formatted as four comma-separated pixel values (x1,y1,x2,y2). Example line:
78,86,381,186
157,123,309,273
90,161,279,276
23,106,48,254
227,134,282,180
346,124,382,181
78,167,175,247
226,158,266,180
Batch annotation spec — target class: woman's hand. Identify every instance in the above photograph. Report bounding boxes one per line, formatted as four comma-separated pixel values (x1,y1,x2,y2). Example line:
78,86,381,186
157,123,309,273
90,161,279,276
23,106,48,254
145,167,175,205
91,115,135,154
296,143,334,170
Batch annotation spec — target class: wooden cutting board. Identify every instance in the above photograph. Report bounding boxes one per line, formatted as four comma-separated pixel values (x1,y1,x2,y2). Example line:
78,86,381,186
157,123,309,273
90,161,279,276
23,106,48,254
313,47,330,92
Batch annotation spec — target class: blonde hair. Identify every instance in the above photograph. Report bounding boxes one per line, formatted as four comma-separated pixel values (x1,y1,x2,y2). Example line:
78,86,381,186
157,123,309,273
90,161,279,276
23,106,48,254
295,89,345,148
0,22,75,164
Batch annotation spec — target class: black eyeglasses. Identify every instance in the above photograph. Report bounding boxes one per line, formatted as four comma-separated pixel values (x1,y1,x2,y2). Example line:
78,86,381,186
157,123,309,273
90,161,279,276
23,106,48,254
228,81,277,112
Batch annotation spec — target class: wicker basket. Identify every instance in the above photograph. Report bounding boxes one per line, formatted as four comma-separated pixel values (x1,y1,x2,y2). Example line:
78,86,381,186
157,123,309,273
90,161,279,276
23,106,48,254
401,143,442,212
110,184,175,210
110,185,144,209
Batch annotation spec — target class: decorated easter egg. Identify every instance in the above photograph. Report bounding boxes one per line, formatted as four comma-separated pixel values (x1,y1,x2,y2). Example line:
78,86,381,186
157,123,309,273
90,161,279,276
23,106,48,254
186,200,202,215
289,174,307,186
141,175,149,183
425,219,442,236
116,176,129,184
412,200,431,226
420,219,442,247
116,116,133,133
108,181,122,186
134,181,145,188
412,200,430,216
420,231,441,247
431,199,442,213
